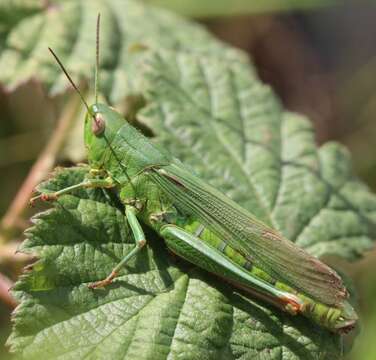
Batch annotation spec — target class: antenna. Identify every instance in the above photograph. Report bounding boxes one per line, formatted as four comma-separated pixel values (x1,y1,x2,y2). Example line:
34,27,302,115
48,47,91,114
95,13,101,104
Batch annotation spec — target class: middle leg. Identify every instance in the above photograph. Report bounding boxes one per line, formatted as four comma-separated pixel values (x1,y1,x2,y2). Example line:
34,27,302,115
88,205,147,289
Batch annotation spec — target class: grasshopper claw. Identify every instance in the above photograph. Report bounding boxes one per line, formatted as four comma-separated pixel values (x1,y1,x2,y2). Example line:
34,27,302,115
41,193,58,201
29,193,58,206
88,271,117,289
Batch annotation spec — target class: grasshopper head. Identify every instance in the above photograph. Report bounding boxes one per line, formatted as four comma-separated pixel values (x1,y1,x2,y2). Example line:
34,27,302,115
84,102,171,181
84,103,125,169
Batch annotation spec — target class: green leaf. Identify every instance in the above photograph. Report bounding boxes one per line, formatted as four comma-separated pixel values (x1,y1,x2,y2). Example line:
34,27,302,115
4,1,376,359
0,0,243,102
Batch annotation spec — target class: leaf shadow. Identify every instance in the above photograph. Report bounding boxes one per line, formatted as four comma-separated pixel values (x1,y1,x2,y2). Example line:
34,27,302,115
230,292,339,359
185,269,340,359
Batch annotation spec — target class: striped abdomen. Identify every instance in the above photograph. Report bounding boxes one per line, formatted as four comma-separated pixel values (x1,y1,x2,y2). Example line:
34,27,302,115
178,218,343,330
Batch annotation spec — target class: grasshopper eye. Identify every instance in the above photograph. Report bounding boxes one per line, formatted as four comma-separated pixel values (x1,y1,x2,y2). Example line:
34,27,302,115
92,113,106,136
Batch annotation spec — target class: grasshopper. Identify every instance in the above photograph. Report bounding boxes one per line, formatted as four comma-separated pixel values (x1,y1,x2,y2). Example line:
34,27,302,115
32,15,357,333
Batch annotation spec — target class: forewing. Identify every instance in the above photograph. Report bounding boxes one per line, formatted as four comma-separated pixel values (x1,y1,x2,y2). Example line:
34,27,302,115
149,162,347,306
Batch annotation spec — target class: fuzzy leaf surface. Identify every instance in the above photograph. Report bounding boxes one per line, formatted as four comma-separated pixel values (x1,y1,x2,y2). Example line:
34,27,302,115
0,0,243,101
141,50,376,260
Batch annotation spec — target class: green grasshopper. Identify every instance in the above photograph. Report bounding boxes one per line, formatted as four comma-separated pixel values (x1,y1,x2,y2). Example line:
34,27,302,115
32,16,357,334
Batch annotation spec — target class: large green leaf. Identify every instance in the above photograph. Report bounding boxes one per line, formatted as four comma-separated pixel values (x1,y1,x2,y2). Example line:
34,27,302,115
0,0,244,162
0,0,243,102
3,1,376,359
9,167,343,359
141,51,376,260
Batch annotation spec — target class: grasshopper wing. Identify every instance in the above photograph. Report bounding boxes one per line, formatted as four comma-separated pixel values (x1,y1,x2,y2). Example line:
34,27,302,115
150,162,347,306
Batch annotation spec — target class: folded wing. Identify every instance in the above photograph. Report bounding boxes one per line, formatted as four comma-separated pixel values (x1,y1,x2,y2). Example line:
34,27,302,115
149,162,347,306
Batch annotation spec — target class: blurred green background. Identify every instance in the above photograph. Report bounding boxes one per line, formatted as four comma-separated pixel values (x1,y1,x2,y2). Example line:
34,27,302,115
1,1,376,359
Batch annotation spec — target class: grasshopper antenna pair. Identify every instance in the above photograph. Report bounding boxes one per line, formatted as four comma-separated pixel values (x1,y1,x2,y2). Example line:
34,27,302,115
30,14,102,206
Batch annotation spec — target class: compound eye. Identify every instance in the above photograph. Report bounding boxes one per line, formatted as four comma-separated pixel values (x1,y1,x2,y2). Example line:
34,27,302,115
92,113,105,136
